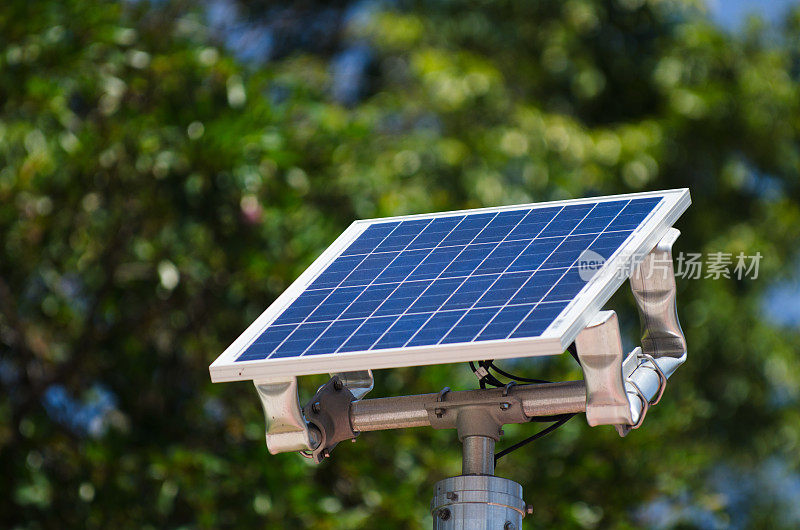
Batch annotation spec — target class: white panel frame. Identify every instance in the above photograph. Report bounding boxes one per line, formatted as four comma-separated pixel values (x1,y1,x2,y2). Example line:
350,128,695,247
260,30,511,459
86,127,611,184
210,188,691,382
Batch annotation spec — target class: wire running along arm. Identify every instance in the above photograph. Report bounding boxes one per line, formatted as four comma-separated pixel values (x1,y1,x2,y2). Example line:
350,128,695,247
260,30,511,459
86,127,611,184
468,344,581,463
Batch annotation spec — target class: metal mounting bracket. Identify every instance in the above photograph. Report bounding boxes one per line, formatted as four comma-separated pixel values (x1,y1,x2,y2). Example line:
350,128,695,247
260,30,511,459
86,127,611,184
574,310,632,426
302,376,358,463
575,228,687,436
329,370,374,400
617,227,686,436
425,388,528,441
253,371,371,459
254,377,318,455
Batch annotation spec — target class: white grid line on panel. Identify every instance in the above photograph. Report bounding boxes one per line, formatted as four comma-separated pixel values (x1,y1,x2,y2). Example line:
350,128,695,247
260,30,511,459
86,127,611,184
368,208,547,350
311,225,648,259
305,218,463,356
313,213,485,354
299,241,635,293
365,209,541,350
300,225,639,291
263,220,412,359
429,206,569,345
301,215,452,356
339,211,502,353
506,199,636,337
396,211,517,348
465,202,602,342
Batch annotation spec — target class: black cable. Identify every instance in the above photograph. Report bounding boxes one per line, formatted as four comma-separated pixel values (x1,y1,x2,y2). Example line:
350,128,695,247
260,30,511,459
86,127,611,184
486,361,551,384
471,344,579,388
478,360,506,387
469,361,487,389
494,414,576,464
490,342,581,463
468,343,582,461
466,360,504,388
485,343,580,384
567,342,580,365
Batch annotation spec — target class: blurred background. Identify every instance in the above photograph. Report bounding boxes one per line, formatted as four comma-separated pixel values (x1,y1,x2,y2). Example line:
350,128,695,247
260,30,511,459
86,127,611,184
2,0,800,528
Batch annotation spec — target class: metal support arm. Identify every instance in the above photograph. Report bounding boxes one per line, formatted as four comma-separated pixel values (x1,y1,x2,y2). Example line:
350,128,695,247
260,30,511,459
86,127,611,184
253,376,586,458
350,380,586,433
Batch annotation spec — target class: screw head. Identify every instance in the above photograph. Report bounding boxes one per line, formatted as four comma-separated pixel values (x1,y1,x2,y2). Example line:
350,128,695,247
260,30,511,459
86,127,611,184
445,491,458,501
333,379,343,391
504,522,516,530
500,403,510,410
438,508,451,521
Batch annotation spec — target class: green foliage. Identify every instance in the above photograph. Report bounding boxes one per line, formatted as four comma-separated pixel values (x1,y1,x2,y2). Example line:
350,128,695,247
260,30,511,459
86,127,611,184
1,0,800,528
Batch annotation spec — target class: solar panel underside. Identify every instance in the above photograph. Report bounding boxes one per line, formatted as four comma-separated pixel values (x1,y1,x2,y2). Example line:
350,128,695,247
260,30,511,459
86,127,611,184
210,189,690,381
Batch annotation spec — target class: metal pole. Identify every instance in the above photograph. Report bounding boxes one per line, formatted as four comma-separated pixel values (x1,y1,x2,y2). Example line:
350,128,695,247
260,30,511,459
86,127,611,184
461,436,494,476
431,434,527,529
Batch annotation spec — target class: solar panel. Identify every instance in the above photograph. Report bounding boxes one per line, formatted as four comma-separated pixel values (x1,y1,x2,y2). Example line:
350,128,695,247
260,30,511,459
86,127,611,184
210,189,690,382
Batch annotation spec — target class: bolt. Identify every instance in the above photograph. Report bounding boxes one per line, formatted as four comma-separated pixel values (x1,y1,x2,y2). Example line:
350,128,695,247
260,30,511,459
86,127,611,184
434,408,444,418
333,379,343,391
446,491,458,501
312,401,321,413
350,438,357,443
323,450,330,458
526,504,534,515
500,402,510,410
499,429,505,436
504,522,516,530
438,508,451,521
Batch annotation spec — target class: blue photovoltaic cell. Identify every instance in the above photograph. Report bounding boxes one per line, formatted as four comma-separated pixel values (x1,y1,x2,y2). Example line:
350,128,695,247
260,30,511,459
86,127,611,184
236,196,663,362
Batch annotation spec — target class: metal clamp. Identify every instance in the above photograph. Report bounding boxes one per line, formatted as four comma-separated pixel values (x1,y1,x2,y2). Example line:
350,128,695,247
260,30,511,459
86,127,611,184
615,350,670,433
302,376,358,463
624,378,649,430
329,370,374,400
253,377,318,455
425,389,527,441
434,387,451,418
618,227,687,436
574,310,632,426
576,228,687,436
635,351,667,406
253,370,372,460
